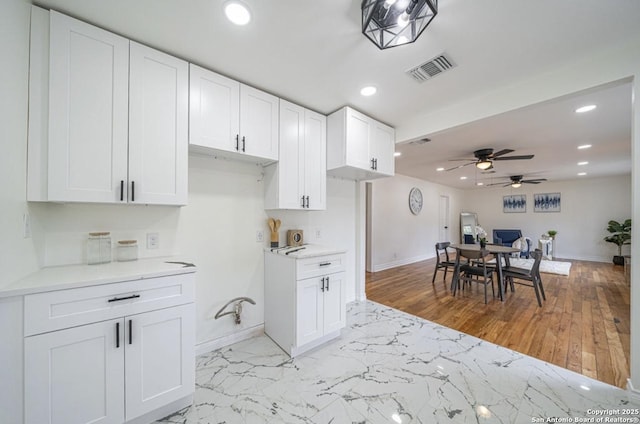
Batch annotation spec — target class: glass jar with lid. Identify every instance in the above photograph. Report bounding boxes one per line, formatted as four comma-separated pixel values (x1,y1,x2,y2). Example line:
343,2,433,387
87,232,111,264
117,240,138,262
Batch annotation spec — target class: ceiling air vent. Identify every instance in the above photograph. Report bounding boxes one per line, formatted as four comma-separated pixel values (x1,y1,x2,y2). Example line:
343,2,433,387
406,53,456,83
409,138,431,145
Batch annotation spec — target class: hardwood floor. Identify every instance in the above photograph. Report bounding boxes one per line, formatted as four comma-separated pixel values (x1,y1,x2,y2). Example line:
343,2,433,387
366,256,630,388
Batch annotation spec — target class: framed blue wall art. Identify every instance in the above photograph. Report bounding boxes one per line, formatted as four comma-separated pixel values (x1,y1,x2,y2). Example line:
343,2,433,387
503,194,526,213
534,192,561,212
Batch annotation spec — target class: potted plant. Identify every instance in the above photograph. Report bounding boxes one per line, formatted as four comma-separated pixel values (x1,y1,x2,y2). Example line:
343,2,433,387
547,230,557,239
603,219,631,265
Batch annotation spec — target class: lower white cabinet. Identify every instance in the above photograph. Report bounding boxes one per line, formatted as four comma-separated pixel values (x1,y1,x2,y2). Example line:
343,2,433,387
296,272,346,347
23,272,195,424
264,248,346,357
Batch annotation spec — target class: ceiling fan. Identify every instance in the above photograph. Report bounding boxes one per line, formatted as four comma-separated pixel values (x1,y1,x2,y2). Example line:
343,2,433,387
486,175,547,188
446,148,534,171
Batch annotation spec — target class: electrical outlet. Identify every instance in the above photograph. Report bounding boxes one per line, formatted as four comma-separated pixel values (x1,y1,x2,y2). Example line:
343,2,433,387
256,230,264,242
315,229,322,239
23,213,31,238
147,233,159,249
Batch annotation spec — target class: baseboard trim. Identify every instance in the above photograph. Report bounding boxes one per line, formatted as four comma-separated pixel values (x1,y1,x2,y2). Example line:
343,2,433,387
627,379,640,401
372,254,432,272
195,324,264,356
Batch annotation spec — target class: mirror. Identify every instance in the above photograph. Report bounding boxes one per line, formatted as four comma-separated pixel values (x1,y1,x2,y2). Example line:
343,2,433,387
460,212,478,244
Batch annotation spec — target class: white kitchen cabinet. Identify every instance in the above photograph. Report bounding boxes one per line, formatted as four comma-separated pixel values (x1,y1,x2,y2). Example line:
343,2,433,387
46,9,130,203
22,269,196,424
28,7,189,205
264,247,346,357
264,100,326,210
370,120,396,176
25,318,125,424
327,106,396,180
189,64,279,163
128,42,189,205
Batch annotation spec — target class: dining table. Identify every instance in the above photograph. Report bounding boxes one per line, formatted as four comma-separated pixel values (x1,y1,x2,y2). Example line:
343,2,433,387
448,243,520,301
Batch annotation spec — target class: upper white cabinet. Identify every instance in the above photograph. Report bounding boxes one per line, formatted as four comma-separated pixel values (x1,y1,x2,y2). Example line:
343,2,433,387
264,100,326,210
327,106,395,180
189,64,279,163
27,7,189,205
128,42,189,205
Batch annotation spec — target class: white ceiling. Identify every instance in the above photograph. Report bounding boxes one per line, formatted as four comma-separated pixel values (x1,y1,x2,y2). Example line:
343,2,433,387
33,0,639,189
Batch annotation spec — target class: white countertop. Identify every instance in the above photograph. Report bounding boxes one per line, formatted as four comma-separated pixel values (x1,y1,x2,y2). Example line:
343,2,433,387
264,244,346,259
0,257,197,298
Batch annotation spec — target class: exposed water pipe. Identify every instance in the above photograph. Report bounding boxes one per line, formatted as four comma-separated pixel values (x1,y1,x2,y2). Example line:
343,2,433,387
214,297,256,324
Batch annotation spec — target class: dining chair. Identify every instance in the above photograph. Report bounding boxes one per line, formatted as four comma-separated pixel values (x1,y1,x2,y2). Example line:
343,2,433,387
457,248,495,304
432,242,456,283
502,249,546,307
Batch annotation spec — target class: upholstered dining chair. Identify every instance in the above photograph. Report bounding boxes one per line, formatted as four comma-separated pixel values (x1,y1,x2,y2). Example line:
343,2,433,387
502,249,546,307
432,242,456,284
457,248,495,304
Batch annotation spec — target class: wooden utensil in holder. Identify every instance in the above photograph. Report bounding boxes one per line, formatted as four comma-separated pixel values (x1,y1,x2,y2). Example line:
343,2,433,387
268,218,281,248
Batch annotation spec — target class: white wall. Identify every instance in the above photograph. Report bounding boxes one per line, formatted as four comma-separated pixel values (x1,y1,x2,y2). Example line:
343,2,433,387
0,0,39,284
369,174,463,271
27,155,357,348
462,175,631,262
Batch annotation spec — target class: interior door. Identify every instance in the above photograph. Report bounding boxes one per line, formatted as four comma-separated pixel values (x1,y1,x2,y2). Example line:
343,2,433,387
439,195,450,242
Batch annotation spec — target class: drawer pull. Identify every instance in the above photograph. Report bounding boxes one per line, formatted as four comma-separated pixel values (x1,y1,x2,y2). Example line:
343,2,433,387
321,277,325,292
108,294,141,303
129,319,133,345
116,322,120,348
319,262,332,267
326,276,330,291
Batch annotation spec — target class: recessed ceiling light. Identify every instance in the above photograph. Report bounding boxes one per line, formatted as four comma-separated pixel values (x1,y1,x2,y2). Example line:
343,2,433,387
394,152,401,157
575,104,597,113
436,167,445,171
224,1,251,25
476,182,484,186
460,176,467,180
577,144,592,150
578,161,589,166
578,172,587,176
360,86,377,96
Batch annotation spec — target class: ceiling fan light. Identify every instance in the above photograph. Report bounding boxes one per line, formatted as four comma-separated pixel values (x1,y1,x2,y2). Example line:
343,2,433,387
476,160,492,170
511,182,522,188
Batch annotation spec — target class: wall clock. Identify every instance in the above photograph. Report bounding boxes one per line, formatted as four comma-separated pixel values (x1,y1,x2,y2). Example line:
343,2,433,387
408,187,423,215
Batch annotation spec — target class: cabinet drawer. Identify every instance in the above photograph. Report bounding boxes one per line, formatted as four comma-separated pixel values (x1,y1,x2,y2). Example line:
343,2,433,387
296,254,345,280
24,273,195,336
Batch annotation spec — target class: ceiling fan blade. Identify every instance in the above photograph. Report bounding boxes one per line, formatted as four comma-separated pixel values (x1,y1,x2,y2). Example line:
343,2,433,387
445,162,474,171
485,181,509,186
522,178,547,183
448,158,476,162
490,149,514,158
494,154,535,161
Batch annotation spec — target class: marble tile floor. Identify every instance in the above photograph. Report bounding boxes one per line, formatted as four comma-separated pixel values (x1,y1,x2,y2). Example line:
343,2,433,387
157,301,640,423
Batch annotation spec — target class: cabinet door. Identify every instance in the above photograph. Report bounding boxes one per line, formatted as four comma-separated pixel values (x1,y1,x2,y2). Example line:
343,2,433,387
128,42,189,205
345,108,371,171
240,84,279,161
371,121,395,176
323,272,346,335
278,100,305,209
48,11,129,203
189,64,240,153
125,304,195,421
25,319,125,424
304,110,327,210
296,277,324,347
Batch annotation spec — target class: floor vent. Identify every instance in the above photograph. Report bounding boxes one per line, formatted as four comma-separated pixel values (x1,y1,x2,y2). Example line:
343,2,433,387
406,53,456,83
